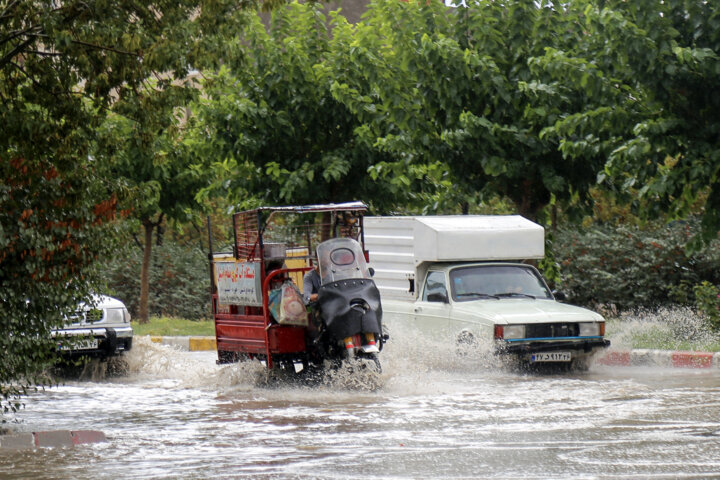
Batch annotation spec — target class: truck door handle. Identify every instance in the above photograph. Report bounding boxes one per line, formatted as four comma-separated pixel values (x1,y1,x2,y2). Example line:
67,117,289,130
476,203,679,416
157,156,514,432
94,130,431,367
414,307,422,313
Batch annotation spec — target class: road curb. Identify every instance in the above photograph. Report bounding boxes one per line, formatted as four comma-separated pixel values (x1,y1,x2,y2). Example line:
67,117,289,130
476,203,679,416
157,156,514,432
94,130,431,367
596,349,720,369
149,335,216,351
0,430,106,450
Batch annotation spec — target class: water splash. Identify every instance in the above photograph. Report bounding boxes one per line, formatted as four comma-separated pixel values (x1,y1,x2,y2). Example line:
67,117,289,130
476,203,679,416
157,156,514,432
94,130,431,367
123,336,263,389
606,306,720,351
118,332,502,394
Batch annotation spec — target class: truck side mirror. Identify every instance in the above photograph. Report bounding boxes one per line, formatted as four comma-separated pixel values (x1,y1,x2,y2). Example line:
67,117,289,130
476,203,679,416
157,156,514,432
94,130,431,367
426,291,449,303
553,290,567,301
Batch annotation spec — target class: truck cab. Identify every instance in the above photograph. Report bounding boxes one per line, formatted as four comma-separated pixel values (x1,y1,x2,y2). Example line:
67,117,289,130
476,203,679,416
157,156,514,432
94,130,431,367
364,215,609,369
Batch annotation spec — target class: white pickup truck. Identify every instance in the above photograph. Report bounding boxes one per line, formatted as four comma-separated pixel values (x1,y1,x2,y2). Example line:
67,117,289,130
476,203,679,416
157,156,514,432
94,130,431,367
364,215,610,369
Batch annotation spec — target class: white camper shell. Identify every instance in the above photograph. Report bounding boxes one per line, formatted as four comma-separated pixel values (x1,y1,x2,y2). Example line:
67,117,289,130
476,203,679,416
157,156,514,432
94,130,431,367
364,216,609,369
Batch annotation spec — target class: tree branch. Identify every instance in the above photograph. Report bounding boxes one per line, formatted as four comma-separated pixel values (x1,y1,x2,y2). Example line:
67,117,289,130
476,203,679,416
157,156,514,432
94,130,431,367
0,36,35,70
25,50,64,57
70,39,138,57
0,0,21,21
0,25,42,47
8,59,79,101
132,233,143,249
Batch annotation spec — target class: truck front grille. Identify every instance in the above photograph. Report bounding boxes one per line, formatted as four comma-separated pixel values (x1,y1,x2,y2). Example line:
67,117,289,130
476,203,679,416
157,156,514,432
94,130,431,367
86,308,103,322
525,323,579,339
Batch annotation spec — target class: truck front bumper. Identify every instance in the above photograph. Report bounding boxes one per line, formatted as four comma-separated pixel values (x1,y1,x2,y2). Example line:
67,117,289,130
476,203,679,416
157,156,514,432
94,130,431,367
500,338,611,355
53,326,134,357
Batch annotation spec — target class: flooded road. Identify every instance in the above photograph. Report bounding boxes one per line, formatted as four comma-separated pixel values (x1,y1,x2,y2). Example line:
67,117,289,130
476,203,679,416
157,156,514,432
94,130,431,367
3,335,720,479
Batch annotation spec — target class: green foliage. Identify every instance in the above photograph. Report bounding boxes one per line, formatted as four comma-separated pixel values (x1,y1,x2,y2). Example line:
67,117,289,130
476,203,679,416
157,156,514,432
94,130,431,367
329,0,607,220
694,281,720,331
554,220,720,310
101,241,210,321
537,230,562,290
192,3,406,213
547,0,720,244
0,0,257,415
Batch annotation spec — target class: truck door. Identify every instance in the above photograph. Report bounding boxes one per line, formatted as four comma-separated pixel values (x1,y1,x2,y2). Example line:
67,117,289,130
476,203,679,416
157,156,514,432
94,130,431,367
413,270,453,337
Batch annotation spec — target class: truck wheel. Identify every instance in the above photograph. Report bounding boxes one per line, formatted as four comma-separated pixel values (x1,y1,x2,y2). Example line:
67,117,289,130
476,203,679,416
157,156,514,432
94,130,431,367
456,330,476,345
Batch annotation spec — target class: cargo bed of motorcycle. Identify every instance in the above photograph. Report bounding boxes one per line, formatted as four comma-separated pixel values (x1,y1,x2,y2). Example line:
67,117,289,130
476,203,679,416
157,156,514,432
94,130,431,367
214,311,306,355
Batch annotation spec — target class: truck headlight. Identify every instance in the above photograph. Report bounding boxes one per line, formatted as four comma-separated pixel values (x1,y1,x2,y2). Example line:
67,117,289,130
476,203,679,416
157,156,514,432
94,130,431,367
495,324,525,340
579,322,604,337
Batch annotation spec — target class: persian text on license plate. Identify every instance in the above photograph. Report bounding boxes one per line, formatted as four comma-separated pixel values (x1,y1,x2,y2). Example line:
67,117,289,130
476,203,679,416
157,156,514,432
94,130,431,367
59,339,98,351
531,352,571,362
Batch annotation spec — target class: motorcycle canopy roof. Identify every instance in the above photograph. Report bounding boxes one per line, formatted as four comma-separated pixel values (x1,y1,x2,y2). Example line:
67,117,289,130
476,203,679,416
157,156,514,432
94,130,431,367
236,201,367,216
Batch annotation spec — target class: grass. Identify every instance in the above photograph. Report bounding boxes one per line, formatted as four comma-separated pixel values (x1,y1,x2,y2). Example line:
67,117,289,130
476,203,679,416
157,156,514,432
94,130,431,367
131,316,215,337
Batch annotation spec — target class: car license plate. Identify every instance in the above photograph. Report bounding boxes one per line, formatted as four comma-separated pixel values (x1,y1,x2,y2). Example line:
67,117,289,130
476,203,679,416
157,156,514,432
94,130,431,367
531,352,571,362
59,338,98,350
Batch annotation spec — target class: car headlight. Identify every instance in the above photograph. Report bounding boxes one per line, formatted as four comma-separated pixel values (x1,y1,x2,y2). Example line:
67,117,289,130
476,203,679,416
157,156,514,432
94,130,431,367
579,322,604,337
106,308,124,324
494,324,526,340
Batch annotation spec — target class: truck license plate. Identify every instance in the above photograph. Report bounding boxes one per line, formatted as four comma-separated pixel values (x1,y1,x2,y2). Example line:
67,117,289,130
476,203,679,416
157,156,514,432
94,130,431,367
531,352,571,362
59,339,99,351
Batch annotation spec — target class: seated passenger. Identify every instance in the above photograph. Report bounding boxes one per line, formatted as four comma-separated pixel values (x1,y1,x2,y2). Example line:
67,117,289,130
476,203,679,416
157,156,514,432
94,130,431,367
302,263,321,305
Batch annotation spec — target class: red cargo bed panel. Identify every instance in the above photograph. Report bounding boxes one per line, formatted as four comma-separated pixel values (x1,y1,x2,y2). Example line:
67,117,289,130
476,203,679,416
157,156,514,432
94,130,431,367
215,314,306,354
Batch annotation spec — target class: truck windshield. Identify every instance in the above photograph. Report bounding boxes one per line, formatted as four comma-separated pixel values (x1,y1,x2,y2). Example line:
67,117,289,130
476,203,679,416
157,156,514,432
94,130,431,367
449,265,553,302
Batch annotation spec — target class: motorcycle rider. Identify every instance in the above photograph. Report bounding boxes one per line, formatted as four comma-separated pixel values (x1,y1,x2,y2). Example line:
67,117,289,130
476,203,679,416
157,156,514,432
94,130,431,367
302,263,321,304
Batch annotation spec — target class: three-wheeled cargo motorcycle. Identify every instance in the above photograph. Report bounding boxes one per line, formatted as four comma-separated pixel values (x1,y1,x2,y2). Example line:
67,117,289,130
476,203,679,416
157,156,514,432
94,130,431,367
207,202,386,375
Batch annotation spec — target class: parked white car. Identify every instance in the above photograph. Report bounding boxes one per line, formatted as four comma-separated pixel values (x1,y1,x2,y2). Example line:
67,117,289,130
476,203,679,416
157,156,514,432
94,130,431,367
53,295,133,357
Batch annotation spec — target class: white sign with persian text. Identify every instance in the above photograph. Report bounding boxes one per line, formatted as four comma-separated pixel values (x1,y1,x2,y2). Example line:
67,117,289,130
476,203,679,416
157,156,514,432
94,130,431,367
215,261,262,306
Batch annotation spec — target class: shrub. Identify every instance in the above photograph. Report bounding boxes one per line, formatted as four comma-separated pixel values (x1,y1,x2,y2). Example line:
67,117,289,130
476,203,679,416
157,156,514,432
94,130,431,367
554,220,720,311
99,240,210,320
694,281,720,331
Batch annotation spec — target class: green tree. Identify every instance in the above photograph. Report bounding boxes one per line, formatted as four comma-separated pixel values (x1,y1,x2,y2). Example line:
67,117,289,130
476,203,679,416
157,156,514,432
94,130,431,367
329,0,608,222
1,0,256,413
193,3,407,213
96,108,212,323
544,0,720,244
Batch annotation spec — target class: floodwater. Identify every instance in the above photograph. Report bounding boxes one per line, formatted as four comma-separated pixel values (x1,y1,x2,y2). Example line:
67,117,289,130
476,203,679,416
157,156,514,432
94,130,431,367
2,332,720,480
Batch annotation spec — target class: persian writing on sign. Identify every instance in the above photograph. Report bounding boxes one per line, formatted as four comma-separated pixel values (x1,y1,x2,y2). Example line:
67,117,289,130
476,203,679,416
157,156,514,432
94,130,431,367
215,262,262,306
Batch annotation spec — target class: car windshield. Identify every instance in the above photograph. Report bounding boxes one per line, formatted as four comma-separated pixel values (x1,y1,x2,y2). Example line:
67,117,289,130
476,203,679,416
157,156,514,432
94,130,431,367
449,265,552,302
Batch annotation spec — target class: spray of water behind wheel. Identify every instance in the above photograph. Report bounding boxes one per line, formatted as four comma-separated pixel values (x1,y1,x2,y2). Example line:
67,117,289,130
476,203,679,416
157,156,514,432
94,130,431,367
56,306,715,390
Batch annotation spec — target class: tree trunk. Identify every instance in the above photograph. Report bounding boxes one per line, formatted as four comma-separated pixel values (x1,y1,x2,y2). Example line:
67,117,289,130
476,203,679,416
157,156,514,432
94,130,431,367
138,219,154,324
512,179,550,223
